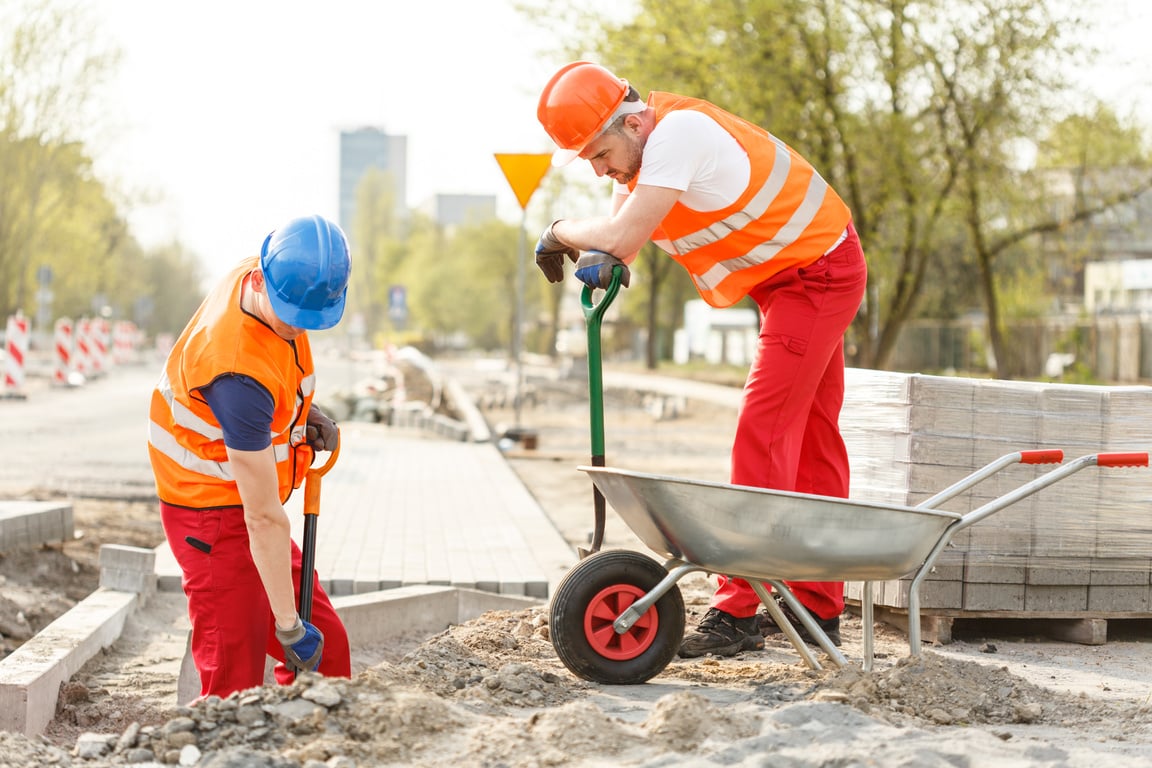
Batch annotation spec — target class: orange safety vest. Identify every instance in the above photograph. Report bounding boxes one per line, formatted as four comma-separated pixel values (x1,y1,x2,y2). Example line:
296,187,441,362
635,92,852,308
148,257,315,509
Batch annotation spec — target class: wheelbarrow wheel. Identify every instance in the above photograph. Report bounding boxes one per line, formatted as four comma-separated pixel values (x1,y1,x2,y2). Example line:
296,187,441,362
550,549,684,684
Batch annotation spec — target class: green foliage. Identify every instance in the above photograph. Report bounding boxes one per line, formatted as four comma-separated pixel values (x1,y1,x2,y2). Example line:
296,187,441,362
516,0,1151,378
414,218,525,351
136,243,206,337
346,168,407,340
1038,105,1149,170
347,180,529,354
0,0,171,333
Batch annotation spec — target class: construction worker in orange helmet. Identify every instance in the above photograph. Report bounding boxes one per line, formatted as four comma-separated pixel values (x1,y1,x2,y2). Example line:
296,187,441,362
535,61,868,657
148,215,353,699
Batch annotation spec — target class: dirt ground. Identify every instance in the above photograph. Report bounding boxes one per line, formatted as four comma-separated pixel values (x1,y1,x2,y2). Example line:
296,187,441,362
2,374,1151,766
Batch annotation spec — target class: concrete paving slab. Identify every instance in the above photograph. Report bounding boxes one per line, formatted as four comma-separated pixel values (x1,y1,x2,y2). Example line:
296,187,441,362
152,422,576,600
0,500,73,552
0,588,140,736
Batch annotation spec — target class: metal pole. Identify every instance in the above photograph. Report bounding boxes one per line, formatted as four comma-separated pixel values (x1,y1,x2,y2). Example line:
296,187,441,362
513,210,527,427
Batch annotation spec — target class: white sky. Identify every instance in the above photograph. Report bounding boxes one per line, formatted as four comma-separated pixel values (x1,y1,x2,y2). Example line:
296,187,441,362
88,0,581,283
85,0,1151,285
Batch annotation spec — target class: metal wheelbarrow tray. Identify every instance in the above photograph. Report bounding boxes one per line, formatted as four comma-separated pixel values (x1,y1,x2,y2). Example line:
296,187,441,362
550,449,1149,684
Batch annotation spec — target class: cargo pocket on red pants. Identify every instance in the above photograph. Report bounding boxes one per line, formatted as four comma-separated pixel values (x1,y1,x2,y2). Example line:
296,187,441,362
161,505,222,594
764,332,809,356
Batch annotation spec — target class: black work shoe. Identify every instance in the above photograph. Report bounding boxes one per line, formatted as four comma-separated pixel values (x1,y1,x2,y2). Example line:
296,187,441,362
678,607,765,658
758,599,843,647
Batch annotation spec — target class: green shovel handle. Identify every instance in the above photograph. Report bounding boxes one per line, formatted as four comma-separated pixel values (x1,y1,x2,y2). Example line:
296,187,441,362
580,265,625,554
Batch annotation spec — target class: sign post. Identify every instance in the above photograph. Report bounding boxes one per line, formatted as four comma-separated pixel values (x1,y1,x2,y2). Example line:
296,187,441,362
494,153,552,427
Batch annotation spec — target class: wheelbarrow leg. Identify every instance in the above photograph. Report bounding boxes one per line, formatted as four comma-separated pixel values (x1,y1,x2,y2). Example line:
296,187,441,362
749,582,821,670
756,581,849,669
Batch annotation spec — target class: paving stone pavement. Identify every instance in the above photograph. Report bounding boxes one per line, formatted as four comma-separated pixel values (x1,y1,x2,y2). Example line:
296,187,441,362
153,421,577,600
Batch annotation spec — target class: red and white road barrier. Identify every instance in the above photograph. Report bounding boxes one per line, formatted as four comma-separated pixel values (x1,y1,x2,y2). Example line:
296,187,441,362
112,320,139,365
90,317,110,376
53,317,74,386
4,312,29,396
74,317,92,379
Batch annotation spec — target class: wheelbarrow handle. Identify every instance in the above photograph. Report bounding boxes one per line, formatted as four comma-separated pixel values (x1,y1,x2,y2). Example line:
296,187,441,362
1019,449,1064,465
1096,451,1149,468
906,449,1151,651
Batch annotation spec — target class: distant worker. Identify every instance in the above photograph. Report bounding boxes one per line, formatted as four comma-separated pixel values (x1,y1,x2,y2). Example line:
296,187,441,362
535,62,867,656
148,215,353,698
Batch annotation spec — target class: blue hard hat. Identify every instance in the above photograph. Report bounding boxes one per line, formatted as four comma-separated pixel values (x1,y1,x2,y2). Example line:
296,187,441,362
259,215,351,330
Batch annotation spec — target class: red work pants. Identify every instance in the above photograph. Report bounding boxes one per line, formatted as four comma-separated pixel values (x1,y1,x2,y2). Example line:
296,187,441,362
711,223,867,621
161,502,351,699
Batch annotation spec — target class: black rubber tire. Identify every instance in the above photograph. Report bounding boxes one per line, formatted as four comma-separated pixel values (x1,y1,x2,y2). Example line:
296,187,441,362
550,549,685,684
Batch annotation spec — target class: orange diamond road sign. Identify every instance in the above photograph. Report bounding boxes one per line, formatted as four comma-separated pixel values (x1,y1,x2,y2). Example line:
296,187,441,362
494,153,552,210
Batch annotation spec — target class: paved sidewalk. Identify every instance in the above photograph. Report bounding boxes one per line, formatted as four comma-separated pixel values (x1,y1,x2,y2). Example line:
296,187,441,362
154,421,577,600
1,360,740,604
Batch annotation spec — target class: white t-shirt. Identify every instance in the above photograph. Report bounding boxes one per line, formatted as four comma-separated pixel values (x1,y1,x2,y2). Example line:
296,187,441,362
615,109,751,254
616,109,750,212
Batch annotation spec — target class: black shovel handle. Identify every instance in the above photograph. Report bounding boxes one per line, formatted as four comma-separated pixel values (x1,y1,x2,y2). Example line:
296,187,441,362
298,428,341,623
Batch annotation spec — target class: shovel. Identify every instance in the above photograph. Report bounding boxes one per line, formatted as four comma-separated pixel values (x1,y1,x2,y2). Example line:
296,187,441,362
299,427,341,625
577,261,626,559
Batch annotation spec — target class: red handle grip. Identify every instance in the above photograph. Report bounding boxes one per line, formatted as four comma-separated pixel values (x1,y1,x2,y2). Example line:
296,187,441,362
1096,452,1149,468
1019,449,1064,465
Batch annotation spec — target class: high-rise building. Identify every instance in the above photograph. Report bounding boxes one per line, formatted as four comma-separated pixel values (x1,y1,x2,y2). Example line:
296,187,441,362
338,127,407,240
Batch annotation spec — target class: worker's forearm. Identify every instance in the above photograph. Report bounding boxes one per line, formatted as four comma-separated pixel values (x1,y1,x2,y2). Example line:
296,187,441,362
247,507,298,629
228,446,300,629
552,218,641,262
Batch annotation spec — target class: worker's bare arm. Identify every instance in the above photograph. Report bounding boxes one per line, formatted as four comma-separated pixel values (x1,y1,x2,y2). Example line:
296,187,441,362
230,446,298,629
552,184,681,262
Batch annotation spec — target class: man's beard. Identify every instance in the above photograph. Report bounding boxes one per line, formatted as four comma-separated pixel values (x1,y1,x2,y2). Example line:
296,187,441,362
611,132,644,185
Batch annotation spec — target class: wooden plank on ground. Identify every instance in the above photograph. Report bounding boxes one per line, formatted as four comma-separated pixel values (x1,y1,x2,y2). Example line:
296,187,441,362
845,600,1146,646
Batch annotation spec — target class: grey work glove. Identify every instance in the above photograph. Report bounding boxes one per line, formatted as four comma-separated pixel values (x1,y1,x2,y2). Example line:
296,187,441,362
534,220,578,283
276,615,324,673
574,250,631,290
305,403,338,452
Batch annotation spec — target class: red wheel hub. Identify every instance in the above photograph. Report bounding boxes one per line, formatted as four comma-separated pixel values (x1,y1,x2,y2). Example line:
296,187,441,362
583,583,658,660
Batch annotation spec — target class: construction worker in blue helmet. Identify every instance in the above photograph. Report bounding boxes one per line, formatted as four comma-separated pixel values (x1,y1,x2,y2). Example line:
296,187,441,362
147,214,353,700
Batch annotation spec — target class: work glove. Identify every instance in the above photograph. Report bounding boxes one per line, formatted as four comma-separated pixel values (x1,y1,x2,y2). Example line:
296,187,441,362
534,220,578,283
305,403,338,452
575,250,631,290
276,615,324,673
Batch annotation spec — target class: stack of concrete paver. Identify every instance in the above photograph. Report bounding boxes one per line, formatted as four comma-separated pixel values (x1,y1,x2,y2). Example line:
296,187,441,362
0,501,72,552
840,369,1152,616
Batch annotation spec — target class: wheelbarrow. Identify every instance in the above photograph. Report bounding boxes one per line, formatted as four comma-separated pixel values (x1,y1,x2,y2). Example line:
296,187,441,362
548,266,1150,684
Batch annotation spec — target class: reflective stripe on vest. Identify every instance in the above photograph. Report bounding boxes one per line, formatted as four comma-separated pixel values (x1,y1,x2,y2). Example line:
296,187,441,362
148,368,295,482
148,257,314,508
640,93,852,307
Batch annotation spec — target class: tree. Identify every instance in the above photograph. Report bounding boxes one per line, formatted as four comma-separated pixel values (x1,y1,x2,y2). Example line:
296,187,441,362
0,0,119,320
346,167,408,344
136,241,206,338
1033,107,1152,302
520,0,1152,377
525,169,610,359
922,1,1152,376
433,218,524,351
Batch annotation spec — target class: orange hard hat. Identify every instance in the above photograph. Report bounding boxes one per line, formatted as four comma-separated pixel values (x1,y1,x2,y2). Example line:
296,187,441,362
537,61,629,167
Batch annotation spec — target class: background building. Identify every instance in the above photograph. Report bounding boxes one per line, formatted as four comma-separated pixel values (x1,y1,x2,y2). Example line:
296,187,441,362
338,126,408,238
